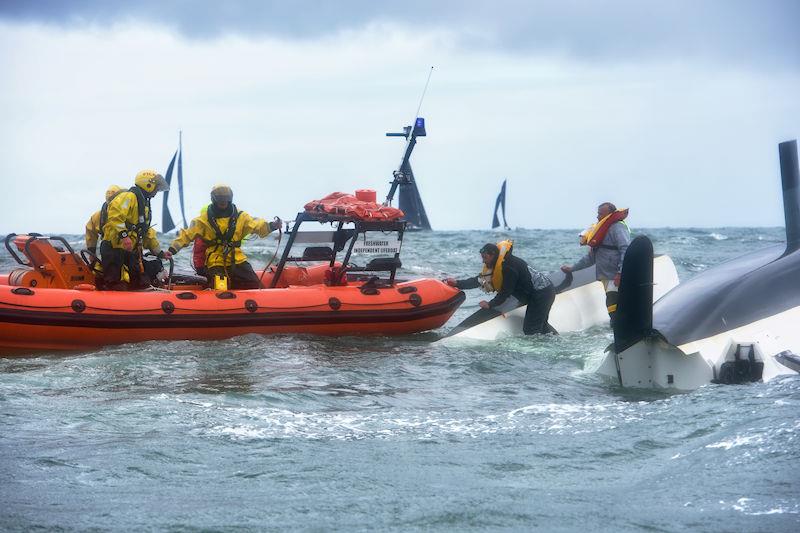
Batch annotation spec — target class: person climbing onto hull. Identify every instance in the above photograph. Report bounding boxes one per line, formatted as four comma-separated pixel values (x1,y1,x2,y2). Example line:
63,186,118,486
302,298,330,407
561,202,630,323
446,241,556,335
168,184,281,290
100,170,170,290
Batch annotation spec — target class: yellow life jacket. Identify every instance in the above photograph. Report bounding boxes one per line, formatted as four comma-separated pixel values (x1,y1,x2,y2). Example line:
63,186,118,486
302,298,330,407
478,240,513,293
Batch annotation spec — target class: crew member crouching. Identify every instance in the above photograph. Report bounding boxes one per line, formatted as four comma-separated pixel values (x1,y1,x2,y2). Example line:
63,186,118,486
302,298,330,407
168,184,281,290
446,241,556,335
100,170,170,290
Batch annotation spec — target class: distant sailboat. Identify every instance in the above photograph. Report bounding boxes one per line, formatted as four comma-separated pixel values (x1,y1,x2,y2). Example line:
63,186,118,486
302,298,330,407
161,131,188,233
491,179,510,230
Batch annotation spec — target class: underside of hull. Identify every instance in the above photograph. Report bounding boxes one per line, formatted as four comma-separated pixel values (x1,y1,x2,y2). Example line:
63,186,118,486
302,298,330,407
597,305,800,390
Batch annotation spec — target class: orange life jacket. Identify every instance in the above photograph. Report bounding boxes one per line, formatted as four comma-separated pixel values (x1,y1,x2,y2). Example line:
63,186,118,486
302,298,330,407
586,209,629,249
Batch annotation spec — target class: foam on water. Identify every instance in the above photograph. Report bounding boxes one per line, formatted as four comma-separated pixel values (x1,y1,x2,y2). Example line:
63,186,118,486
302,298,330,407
1,227,798,532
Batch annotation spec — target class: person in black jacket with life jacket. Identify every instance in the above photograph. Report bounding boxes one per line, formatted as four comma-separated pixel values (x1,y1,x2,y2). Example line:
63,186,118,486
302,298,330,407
446,242,556,335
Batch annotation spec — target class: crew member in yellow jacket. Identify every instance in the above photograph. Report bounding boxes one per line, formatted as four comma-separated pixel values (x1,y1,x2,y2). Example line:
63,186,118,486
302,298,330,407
100,170,170,290
168,184,281,289
85,184,123,256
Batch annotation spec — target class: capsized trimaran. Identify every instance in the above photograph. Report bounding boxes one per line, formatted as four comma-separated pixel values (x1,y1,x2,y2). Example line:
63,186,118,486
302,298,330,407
597,140,800,390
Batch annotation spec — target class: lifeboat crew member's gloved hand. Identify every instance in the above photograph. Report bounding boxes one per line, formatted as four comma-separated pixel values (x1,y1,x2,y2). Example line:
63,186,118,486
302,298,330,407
269,217,283,232
444,278,457,287
614,272,621,287
158,250,172,260
120,236,133,252
479,300,490,309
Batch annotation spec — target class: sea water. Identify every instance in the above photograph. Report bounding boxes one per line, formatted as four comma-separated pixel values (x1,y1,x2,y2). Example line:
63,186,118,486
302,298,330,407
1,228,798,532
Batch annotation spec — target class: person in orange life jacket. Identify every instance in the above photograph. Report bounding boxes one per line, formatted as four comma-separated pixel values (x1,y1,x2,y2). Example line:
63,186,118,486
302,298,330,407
168,184,281,289
561,201,630,321
100,170,172,291
446,243,556,335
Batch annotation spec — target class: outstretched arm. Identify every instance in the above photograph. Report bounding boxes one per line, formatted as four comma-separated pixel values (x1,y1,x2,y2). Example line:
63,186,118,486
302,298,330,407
242,213,281,238
169,218,205,254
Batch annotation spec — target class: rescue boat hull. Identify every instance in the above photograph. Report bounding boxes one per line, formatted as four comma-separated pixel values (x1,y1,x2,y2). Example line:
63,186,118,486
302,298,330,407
0,279,464,353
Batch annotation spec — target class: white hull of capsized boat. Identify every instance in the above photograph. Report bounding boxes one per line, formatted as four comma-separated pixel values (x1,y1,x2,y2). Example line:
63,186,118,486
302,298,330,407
446,255,680,341
595,305,800,390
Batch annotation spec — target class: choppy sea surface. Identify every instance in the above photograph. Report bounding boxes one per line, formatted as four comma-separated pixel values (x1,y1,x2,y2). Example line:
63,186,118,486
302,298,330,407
1,227,798,532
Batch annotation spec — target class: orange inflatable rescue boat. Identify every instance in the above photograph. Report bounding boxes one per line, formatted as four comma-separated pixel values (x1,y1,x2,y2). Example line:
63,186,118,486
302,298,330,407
0,193,464,353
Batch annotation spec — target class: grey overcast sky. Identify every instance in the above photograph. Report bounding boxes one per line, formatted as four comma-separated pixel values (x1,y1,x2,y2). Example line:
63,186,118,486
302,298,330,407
0,0,798,233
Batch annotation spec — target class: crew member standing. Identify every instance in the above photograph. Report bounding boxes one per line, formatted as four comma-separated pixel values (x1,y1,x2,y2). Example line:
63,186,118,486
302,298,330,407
168,184,281,290
561,202,630,322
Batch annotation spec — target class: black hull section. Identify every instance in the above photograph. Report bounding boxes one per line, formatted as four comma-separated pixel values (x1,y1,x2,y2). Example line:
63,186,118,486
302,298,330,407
653,244,800,346
613,235,655,353
631,140,800,348
398,180,431,231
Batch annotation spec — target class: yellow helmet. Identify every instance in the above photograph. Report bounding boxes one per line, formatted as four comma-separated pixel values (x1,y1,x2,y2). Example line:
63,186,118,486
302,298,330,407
210,183,233,204
134,169,169,195
105,184,123,203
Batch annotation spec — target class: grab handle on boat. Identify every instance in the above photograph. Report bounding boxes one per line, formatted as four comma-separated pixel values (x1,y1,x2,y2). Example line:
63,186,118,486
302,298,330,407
79,249,102,276
3,233,30,266
20,234,75,269
166,255,174,290
42,235,75,255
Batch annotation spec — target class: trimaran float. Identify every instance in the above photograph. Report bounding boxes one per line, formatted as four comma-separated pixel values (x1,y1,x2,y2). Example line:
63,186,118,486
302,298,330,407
597,140,800,390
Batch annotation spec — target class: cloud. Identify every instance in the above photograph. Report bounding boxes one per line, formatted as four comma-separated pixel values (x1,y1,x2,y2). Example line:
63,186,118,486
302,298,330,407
0,20,797,234
1,0,798,68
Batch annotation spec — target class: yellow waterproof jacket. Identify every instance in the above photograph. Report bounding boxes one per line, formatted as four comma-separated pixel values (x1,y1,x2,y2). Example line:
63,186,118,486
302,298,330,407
169,206,274,268
102,190,161,253
85,210,102,251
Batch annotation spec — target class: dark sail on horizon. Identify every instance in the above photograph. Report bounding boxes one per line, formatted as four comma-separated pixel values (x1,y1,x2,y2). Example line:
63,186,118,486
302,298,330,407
161,132,188,233
384,117,432,231
492,179,509,230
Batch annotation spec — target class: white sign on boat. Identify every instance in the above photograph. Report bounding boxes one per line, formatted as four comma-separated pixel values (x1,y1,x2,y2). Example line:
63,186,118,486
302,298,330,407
353,234,401,254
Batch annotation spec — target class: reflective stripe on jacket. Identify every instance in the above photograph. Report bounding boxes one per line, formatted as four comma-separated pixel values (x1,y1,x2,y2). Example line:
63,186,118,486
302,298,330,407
101,191,161,253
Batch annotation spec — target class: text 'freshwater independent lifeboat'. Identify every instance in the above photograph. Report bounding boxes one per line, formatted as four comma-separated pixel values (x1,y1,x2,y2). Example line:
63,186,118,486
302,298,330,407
0,191,465,353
